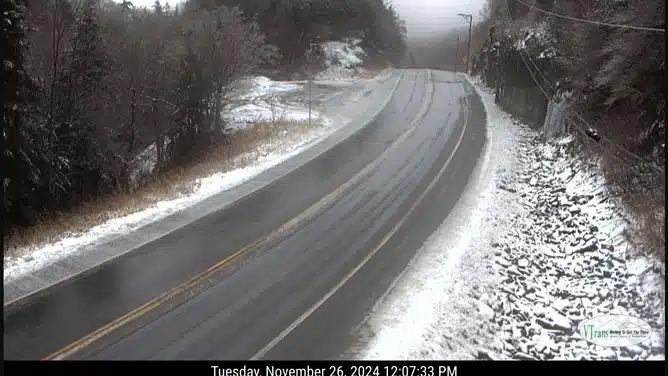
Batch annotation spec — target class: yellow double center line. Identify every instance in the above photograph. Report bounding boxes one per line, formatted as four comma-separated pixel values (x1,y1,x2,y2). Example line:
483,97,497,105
44,70,434,360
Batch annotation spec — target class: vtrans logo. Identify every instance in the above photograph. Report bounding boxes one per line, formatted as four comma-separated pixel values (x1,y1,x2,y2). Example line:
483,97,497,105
577,314,653,347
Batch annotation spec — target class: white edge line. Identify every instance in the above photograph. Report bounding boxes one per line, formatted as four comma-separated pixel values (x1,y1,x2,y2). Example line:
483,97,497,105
251,70,473,360
4,71,406,309
359,79,494,360
47,70,428,361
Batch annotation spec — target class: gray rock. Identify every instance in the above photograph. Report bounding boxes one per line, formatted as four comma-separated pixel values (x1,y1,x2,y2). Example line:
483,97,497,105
572,340,589,350
575,240,598,254
632,300,646,309
623,345,644,357
498,184,517,193
503,340,517,353
559,228,576,235
596,348,617,360
496,257,511,267
535,309,573,332
476,349,501,360
534,341,547,353
512,325,523,339
514,352,538,360
600,243,615,251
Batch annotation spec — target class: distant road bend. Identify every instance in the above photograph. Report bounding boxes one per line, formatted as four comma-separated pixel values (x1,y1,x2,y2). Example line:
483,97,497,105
3,69,487,360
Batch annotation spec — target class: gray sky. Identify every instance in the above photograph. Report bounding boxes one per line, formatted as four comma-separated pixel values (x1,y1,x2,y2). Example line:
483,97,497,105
392,0,487,38
118,0,487,39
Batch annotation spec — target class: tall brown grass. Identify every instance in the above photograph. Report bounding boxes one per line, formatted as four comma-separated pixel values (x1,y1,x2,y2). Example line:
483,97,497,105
3,120,322,262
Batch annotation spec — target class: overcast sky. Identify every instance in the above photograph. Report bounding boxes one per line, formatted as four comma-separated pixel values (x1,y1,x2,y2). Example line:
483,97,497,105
392,0,487,38
118,0,487,39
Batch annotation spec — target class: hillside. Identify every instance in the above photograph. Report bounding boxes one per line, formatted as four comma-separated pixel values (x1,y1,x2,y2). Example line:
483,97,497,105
468,0,665,267
3,0,406,248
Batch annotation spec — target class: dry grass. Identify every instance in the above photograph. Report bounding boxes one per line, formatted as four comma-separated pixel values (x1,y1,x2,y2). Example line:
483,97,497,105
560,127,666,318
571,118,665,273
3,119,322,263
357,69,382,80
601,153,666,265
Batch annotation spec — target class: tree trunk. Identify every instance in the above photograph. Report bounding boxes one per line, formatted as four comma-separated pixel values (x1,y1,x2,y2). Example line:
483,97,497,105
128,87,137,153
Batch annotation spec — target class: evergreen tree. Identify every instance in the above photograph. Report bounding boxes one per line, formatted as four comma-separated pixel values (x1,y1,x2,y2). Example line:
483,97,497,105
3,0,52,231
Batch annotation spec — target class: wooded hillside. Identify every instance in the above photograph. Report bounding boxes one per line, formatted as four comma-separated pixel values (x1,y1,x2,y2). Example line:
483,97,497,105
3,0,407,239
470,0,665,262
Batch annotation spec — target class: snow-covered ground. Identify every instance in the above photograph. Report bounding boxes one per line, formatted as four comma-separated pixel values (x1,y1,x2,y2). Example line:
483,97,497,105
129,76,325,189
359,75,665,361
4,128,336,284
315,39,369,81
223,76,325,132
4,59,398,289
127,39,376,193
3,76,337,284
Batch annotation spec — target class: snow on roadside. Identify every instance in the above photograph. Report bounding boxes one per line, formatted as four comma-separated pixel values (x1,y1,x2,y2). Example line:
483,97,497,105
130,75,327,190
4,65,392,284
225,103,325,132
224,76,325,132
3,75,337,283
360,75,665,361
238,76,303,101
315,39,368,81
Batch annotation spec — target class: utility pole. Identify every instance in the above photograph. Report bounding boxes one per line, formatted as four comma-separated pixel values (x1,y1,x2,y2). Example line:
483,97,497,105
455,35,460,73
306,1,313,127
308,40,312,127
458,13,473,74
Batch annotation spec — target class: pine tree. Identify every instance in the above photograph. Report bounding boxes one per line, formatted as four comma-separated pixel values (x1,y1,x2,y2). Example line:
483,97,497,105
58,0,114,199
3,0,51,231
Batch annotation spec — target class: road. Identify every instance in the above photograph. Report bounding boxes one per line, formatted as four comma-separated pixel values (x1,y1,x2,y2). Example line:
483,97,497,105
3,69,487,360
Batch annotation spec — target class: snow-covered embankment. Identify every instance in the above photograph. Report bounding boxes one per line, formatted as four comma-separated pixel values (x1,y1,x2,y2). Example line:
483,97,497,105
360,75,665,361
4,37,385,289
3,76,333,284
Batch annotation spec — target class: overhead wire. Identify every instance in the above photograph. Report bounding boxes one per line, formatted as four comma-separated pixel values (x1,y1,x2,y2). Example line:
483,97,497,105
501,0,665,175
512,0,665,33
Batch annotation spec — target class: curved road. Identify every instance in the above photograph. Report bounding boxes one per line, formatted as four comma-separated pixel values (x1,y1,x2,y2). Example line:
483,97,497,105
3,69,486,360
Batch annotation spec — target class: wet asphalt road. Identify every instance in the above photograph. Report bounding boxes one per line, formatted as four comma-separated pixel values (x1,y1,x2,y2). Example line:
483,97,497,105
3,69,487,360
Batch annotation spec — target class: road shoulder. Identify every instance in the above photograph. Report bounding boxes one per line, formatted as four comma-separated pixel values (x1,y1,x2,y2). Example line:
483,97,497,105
3,71,403,307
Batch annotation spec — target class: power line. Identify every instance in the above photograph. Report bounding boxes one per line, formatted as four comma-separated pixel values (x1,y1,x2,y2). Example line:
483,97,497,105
512,0,665,33
465,0,474,14
523,52,638,166
522,35,665,173
502,0,665,174
504,2,649,170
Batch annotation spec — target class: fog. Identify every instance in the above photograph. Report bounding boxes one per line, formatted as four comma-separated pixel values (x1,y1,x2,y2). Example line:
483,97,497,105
392,0,487,40
116,0,488,68
118,0,487,40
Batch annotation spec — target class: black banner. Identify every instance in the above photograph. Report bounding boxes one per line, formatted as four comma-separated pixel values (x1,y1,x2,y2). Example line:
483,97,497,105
4,360,666,375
